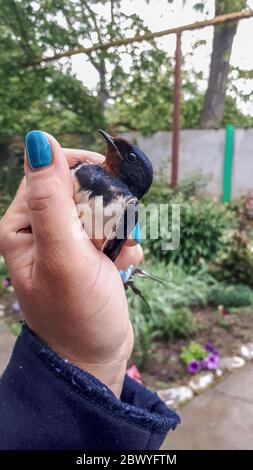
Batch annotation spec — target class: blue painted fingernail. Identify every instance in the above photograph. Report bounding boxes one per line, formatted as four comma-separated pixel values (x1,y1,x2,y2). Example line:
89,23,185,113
132,223,140,243
26,130,52,169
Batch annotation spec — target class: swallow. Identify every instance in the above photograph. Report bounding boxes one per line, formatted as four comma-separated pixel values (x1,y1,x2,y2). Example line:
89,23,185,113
71,130,153,262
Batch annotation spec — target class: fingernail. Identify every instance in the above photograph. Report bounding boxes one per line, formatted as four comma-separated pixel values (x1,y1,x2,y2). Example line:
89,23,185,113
26,130,52,169
119,265,135,284
132,223,140,244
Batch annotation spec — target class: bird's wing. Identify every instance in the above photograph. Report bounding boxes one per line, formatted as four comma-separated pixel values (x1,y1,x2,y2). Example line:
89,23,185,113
102,196,139,262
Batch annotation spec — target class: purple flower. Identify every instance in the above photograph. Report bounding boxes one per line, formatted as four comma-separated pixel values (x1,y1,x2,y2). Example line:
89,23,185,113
2,277,11,289
202,353,219,370
12,302,20,314
187,359,201,374
205,342,218,356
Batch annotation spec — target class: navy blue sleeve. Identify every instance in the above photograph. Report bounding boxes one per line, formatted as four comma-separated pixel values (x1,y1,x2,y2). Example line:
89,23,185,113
0,324,180,450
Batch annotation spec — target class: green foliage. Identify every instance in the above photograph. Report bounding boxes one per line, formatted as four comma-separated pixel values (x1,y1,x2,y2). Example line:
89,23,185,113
131,312,159,369
213,231,253,288
223,96,253,129
143,185,235,270
160,307,197,341
107,49,175,134
0,0,251,149
10,322,22,337
142,176,205,205
127,261,216,367
180,342,207,365
0,256,7,276
210,283,253,308
0,256,8,295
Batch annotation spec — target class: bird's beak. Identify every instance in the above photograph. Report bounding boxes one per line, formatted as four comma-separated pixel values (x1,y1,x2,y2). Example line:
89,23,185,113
99,129,123,160
99,130,118,151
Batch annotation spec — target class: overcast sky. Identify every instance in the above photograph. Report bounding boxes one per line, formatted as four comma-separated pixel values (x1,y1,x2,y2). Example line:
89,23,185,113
70,0,253,114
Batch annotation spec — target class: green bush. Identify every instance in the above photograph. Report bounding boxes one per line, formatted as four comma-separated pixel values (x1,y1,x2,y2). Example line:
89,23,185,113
142,176,205,205
213,231,253,288
160,307,197,341
210,283,253,308
143,190,235,270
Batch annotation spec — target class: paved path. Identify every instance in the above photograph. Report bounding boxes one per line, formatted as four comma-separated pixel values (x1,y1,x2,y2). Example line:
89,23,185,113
163,364,253,450
0,320,16,375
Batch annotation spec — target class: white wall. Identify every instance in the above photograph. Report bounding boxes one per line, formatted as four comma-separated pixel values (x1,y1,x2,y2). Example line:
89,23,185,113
123,129,253,199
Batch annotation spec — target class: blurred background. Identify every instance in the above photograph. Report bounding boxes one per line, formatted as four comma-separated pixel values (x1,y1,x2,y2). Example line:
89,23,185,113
1,0,253,450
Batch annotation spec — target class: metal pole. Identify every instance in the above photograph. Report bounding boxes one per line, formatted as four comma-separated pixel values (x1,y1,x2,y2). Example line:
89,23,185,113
171,32,182,188
222,124,234,203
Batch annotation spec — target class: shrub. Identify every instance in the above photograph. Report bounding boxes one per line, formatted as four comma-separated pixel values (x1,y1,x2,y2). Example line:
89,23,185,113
143,193,235,271
210,283,253,308
160,307,197,341
212,231,253,288
142,176,205,205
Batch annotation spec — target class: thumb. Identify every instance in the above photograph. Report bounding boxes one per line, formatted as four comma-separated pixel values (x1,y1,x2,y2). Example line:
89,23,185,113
25,130,82,260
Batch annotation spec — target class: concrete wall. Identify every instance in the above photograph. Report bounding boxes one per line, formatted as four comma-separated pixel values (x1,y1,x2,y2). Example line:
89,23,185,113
123,129,253,199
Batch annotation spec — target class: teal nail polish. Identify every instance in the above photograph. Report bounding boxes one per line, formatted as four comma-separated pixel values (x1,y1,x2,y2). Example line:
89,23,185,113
26,130,52,169
132,223,140,243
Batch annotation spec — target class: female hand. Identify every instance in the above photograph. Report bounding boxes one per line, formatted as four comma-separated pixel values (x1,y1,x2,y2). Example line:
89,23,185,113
0,131,143,397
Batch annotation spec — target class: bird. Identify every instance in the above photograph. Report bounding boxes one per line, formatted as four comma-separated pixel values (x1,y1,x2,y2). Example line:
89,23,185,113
71,129,153,263
21,130,162,293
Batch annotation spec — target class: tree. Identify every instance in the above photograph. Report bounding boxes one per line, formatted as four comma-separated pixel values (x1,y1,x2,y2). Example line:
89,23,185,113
107,48,205,134
1,0,182,137
200,0,248,128
25,0,158,116
0,2,105,150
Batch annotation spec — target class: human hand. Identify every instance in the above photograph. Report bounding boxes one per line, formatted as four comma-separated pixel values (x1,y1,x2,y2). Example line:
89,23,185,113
0,131,143,397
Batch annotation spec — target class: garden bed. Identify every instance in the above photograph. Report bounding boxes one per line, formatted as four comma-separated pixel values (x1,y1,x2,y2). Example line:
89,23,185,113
2,287,253,393
138,307,253,390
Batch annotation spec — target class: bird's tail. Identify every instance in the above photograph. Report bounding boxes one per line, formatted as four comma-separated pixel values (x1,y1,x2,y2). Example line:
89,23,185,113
131,268,166,285
119,265,167,286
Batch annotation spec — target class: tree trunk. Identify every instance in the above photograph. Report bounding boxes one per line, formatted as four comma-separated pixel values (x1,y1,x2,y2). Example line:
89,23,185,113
200,21,238,128
97,60,110,116
200,0,246,129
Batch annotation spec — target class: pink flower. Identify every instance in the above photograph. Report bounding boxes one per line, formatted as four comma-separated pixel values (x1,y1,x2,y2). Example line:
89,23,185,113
126,364,142,384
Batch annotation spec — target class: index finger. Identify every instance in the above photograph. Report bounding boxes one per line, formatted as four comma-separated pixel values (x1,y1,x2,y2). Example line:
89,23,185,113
63,148,105,166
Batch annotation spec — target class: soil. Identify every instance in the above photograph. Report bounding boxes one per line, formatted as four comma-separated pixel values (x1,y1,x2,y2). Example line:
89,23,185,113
138,307,253,391
2,290,253,392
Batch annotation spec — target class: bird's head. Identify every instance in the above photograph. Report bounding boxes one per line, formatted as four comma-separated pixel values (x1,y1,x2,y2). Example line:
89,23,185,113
99,130,153,199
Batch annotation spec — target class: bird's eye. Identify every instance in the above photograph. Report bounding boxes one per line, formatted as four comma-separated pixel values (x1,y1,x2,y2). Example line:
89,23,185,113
126,152,137,163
